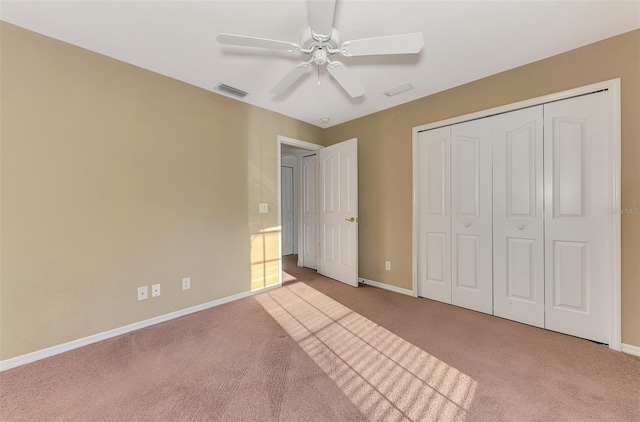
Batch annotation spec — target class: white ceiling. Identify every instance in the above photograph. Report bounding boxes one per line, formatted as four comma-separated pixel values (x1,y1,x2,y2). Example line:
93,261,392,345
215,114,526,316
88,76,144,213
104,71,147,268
1,1,638,128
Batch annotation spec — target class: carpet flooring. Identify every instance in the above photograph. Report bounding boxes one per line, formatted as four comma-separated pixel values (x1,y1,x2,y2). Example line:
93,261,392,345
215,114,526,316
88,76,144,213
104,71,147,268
1,255,638,421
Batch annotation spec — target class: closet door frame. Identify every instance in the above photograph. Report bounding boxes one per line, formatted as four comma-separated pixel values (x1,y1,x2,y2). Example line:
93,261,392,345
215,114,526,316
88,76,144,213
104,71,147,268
412,79,621,351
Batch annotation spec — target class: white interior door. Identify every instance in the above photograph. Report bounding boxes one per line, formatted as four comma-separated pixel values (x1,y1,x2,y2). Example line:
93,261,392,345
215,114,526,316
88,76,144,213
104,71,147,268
417,127,451,303
493,106,545,328
281,166,295,256
302,154,318,270
451,119,493,314
544,92,610,343
318,138,358,287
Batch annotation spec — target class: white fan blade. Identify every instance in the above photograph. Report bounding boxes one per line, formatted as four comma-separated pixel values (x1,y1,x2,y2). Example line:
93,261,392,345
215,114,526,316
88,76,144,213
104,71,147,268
308,0,336,39
217,33,301,53
341,33,424,57
327,61,365,98
270,63,312,94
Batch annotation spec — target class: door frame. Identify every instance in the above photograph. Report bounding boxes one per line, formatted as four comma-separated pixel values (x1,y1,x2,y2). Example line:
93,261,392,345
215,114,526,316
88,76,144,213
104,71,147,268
412,79,621,351
280,164,295,256
277,136,322,285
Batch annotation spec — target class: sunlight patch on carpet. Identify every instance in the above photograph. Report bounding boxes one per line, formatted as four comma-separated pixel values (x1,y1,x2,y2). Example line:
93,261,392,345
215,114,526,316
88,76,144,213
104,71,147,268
256,283,477,422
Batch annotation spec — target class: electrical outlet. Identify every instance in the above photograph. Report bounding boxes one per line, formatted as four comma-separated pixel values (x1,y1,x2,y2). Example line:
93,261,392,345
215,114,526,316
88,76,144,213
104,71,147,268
137,286,148,301
182,277,191,290
259,203,269,213
385,261,392,271
151,283,161,297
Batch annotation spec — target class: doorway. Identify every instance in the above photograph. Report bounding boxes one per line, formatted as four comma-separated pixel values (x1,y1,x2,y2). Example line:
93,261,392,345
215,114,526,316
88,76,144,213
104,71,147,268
277,136,322,285
278,135,360,288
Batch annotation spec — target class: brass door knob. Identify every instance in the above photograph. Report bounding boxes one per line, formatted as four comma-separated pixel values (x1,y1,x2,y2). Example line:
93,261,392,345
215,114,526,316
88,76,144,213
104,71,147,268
345,217,358,223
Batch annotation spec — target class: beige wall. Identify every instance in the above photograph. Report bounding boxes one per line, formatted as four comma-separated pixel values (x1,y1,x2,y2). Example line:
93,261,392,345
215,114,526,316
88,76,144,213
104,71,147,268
1,23,639,361
0,23,323,360
324,30,640,348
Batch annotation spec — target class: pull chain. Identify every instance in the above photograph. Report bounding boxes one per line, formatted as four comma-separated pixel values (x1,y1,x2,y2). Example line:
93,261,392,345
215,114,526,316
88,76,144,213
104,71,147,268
317,65,320,86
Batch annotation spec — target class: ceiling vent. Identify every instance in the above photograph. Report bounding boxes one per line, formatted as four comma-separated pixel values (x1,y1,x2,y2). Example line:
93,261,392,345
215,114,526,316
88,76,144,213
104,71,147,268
383,82,414,97
215,83,248,98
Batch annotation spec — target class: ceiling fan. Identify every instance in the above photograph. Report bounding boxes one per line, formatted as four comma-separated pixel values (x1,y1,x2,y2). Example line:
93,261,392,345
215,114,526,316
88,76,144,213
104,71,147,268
216,0,424,98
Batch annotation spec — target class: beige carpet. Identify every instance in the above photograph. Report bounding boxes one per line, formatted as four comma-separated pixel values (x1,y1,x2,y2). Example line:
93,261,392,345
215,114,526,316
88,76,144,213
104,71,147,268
1,255,638,421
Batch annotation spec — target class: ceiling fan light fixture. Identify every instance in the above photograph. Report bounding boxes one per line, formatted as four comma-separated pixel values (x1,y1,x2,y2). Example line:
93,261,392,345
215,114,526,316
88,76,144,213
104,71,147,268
216,1,424,98
383,82,414,97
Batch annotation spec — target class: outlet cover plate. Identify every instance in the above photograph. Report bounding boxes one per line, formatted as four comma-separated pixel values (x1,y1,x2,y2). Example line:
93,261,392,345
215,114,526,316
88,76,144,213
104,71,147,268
182,277,191,290
137,286,148,301
151,284,161,297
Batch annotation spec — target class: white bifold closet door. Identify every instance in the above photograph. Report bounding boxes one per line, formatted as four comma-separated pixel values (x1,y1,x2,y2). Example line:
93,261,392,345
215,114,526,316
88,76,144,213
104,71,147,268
543,92,610,343
417,127,451,303
450,119,493,314
417,91,612,343
492,106,545,328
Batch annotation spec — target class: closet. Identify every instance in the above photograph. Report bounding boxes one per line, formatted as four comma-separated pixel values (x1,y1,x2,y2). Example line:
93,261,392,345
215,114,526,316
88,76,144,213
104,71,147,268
416,90,612,344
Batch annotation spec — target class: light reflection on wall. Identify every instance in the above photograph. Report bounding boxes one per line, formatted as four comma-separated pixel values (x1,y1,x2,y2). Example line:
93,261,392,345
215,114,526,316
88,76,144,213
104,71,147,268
250,226,281,291
256,282,477,421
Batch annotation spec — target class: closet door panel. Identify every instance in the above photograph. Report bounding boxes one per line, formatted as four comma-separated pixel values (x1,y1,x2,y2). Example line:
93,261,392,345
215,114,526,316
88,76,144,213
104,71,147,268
506,238,536,300
544,92,609,343
417,127,451,303
451,119,493,314
493,106,545,327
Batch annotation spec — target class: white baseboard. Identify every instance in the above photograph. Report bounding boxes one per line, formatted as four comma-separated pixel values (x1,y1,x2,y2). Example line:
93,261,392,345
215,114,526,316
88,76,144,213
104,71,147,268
4,280,634,371
0,283,281,372
359,277,414,297
621,343,640,357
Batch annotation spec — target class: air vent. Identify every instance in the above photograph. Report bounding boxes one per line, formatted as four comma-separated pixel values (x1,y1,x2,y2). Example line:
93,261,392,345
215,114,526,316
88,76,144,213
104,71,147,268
216,83,248,98
383,82,414,97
